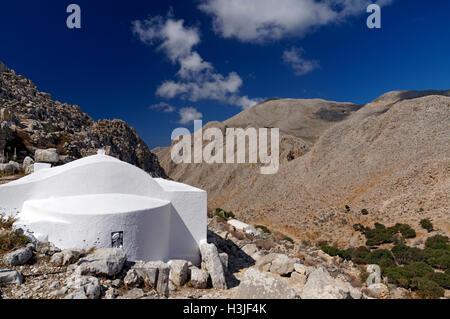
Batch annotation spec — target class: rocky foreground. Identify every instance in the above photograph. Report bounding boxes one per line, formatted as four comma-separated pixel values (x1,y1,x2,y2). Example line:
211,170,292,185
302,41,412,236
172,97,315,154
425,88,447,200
2,214,443,300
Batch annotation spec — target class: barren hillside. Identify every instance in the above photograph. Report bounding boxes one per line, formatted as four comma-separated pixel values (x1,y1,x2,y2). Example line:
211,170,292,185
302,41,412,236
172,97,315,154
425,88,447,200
156,91,450,246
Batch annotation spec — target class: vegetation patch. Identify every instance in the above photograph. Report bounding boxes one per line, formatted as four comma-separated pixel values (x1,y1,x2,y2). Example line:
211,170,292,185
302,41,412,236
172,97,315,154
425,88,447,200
420,219,434,232
353,222,416,246
255,225,271,234
215,208,235,221
320,223,449,299
0,229,29,252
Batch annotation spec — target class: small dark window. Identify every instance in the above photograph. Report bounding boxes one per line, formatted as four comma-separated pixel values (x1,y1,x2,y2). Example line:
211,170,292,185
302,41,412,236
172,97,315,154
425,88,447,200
111,232,123,248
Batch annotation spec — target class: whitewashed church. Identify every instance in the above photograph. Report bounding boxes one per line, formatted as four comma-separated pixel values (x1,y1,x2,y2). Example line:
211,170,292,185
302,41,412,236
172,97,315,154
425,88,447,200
0,150,207,264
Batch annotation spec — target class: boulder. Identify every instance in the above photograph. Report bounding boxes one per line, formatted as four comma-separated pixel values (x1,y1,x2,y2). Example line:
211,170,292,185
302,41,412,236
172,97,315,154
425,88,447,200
362,283,390,299
269,254,296,275
200,243,227,289
219,252,229,271
0,270,24,285
294,263,307,275
64,275,102,299
34,148,59,164
75,248,126,277
124,269,143,288
156,265,170,297
51,249,84,266
36,241,60,256
169,260,189,286
235,268,298,299
190,268,209,289
22,156,34,168
3,245,34,266
300,268,362,299
0,162,18,174
227,219,260,235
241,244,259,257
290,272,307,289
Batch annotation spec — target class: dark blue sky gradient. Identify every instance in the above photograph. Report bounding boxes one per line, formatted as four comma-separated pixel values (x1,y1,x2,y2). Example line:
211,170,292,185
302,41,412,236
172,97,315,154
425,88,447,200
1,0,449,147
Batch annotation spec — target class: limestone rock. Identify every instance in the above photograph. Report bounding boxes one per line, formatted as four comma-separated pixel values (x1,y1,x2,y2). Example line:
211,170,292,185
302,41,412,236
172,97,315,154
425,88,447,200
35,148,59,164
235,268,298,299
75,248,126,277
169,260,189,287
65,275,102,299
362,283,390,299
156,265,170,297
0,269,24,285
300,268,361,299
200,243,227,289
3,245,33,266
124,269,143,288
269,254,295,275
294,263,307,275
190,268,209,289
36,241,60,256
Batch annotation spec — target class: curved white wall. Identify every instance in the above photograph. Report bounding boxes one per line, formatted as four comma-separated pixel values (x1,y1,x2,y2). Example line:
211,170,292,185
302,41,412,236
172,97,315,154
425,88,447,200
0,153,206,263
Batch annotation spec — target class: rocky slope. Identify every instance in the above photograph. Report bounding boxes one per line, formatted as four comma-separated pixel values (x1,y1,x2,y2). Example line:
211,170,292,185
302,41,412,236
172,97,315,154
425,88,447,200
156,91,450,247
0,215,422,299
0,61,166,177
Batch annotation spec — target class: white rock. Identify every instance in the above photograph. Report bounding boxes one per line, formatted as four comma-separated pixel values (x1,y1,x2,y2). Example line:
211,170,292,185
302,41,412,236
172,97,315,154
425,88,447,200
169,260,189,286
227,219,259,235
269,254,295,275
241,244,259,257
75,248,126,277
301,268,361,299
235,268,298,299
3,245,34,266
363,283,390,299
65,275,101,299
200,243,227,289
190,268,209,289
294,263,307,275
35,148,59,164
0,269,24,285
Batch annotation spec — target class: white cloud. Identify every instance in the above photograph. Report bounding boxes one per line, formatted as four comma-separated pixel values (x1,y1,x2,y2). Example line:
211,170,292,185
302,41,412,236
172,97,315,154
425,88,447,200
132,14,260,109
149,102,176,113
283,47,320,76
229,95,264,109
178,107,203,124
199,0,393,43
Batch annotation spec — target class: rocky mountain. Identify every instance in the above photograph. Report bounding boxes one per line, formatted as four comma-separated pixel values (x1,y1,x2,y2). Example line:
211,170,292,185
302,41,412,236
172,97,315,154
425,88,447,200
156,91,450,247
0,61,166,178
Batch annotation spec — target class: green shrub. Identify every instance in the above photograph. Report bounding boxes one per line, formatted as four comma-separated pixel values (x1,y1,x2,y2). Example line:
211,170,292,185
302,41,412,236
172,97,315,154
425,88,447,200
215,208,235,220
321,246,351,260
361,209,369,215
346,246,371,264
354,223,417,246
365,249,396,268
423,248,450,269
425,235,450,250
446,269,450,276
420,219,433,232
426,272,450,289
0,216,16,230
0,230,29,252
345,205,350,212
392,244,425,265
282,235,294,244
383,262,434,288
410,277,445,299
396,224,416,239
255,225,271,234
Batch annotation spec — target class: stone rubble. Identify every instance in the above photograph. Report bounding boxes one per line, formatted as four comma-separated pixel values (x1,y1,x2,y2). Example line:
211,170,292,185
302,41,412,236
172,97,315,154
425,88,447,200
0,215,442,299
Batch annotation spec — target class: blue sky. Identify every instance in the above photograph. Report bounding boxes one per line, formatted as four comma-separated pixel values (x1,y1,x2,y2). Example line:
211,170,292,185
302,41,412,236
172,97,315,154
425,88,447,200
1,0,449,148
